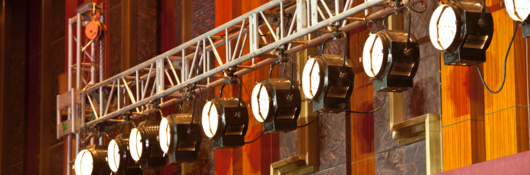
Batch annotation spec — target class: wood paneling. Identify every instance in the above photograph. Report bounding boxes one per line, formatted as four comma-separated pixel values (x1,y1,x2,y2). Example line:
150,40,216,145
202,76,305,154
485,107,529,160
442,120,485,171
349,24,375,174
351,158,375,175
441,34,486,172
483,0,530,160
441,38,486,171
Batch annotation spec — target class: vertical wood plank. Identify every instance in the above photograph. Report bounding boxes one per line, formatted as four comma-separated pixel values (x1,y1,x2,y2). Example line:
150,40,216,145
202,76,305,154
483,0,530,161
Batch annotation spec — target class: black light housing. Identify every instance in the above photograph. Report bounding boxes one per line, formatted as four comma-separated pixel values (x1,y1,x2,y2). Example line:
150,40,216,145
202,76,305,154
429,0,494,66
201,79,249,149
107,133,142,174
129,114,166,170
159,112,202,164
505,0,530,38
362,30,420,92
74,145,112,175
251,78,302,133
301,33,355,113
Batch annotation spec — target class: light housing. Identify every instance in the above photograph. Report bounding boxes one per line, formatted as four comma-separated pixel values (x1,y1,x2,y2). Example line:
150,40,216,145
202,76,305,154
301,54,355,113
362,30,420,92
429,0,494,66
74,145,111,175
107,133,142,174
129,118,166,169
159,113,201,164
202,97,249,149
506,0,530,38
251,78,301,133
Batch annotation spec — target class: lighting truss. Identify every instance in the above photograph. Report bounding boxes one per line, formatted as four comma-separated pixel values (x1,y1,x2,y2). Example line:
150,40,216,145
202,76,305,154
59,0,409,174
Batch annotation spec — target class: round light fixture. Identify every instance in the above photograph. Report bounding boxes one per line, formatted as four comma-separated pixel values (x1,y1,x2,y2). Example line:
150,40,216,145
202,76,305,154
128,113,166,169
107,133,142,174
251,78,301,133
74,145,111,175
301,33,355,113
201,81,249,149
505,0,530,38
159,112,201,164
362,30,420,92
429,0,494,66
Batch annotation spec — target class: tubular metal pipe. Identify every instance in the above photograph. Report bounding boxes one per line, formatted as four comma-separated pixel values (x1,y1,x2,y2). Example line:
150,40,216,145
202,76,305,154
67,135,71,175
76,13,81,89
82,0,391,128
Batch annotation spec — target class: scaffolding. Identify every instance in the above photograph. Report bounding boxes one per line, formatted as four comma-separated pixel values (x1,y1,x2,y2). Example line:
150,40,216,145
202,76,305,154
58,0,400,174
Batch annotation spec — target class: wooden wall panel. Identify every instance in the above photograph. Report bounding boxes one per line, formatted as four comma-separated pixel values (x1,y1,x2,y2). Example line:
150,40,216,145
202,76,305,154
441,56,486,171
349,23,375,175
483,0,530,161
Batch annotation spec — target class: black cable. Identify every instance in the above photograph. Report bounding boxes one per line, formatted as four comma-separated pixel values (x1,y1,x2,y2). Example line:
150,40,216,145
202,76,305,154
477,22,518,94
347,92,388,113
269,61,278,79
244,131,264,144
320,37,333,56
297,113,320,128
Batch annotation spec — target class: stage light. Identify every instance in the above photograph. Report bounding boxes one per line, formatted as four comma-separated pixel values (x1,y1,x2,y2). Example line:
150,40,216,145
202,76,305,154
107,133,142,174
74,145,111,175
129,112,166,170
159,96,202,164
505,0,530,38
429,0,494,66
362,30,419,92
301,33,355,113
251,57,302,133
201,79,249,149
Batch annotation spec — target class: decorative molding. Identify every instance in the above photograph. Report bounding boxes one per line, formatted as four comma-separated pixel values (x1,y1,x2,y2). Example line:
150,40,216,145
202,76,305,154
390,112,442,175
270,155,317,175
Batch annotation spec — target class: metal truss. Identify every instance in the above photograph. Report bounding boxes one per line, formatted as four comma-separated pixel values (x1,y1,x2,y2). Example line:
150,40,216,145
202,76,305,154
58,0,401,174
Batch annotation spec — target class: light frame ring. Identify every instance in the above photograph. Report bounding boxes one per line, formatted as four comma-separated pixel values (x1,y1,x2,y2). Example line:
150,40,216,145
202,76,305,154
259,82,275,123
107,133,140,173
302,56,327,100
252,83,274,122
363,33,390,79
75,145,111,175
430,3,465,53
203,99,225,139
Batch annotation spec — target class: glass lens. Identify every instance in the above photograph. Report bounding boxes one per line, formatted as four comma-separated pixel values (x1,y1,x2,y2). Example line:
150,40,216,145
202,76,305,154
429,6,457,50
159,118,170,153
107,140,120,172
362,34,384,77
202,102,219,138
302,58,320,99
251,83,270,122
506,0,530,21
74,150,94,175
129,128,142,161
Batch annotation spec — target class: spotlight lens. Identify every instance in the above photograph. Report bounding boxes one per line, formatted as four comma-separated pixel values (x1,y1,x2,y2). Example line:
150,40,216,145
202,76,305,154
74,150,94,175
251,83,270,122
362,34,385,77
202,101,219,138
129,128,143,161
302,58,321,99
159,118,171,153
429,6,457,50
506,0,530,22
107,140,120,172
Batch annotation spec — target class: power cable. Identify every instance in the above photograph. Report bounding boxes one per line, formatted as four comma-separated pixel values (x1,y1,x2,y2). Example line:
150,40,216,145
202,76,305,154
477,22,518,94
